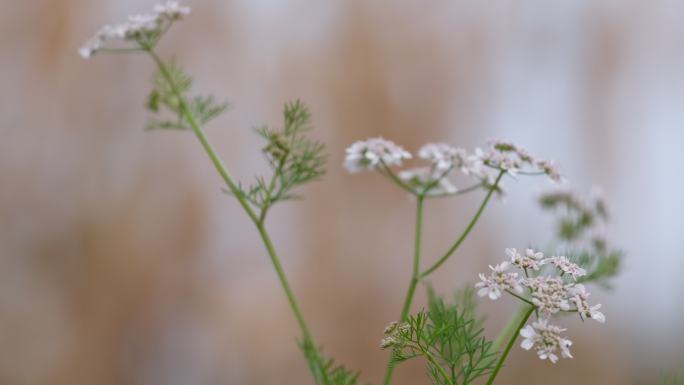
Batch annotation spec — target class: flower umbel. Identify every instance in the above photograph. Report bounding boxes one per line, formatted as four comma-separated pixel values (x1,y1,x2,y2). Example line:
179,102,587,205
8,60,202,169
78,1,191,59
475,262,523,300
508,248,545,271
546,255,587,280
520,318,573,363
344,137,411,173
568,284,606,323
477,247,606,364
477,139,562,182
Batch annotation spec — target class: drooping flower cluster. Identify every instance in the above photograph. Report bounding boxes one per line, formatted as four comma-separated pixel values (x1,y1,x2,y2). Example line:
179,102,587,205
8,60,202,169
476,248,605,363
79,1,191,59
344,138,562,197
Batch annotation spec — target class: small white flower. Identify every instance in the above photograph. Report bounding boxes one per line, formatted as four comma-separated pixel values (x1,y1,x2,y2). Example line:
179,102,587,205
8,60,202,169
545,255,586,280
476,262,523,300
568,284,605,323
523,276,571,315
344,137,411,173
508,248,545,271
154,1,192,19
520,318,573,363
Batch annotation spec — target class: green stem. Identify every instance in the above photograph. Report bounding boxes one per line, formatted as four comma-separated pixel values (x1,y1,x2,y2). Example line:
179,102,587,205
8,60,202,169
256,223,314,343
147,49,316,354
420,171,505,278
485,306,534,385
420,346,454,385
148,50,259,224
382,195,425,385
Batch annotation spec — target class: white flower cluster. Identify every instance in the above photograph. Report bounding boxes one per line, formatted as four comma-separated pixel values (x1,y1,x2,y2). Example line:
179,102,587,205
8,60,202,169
79,1,191,59
477,140,563,182
476,248,605,363
344,138,562,197
520,319,573,363
344,137,412,173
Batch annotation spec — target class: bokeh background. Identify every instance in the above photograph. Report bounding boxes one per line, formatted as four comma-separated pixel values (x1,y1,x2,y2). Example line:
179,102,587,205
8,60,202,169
1,0,683,384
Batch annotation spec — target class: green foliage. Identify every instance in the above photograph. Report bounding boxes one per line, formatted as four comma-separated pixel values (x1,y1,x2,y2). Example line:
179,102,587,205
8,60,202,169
539,189,623,288
569,248,623,289
663,371,684,385
145,61,227,130
386,289,497,385
239,100,326,218
299,340,365,385
538,189,607,242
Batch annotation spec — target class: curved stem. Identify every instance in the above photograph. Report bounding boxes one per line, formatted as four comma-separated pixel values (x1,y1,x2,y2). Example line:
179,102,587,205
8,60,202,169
485,306,535,385
421,171,504,278
382,195,425,385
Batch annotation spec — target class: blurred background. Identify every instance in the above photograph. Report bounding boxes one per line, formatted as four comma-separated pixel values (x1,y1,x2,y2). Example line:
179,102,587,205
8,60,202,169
1,0,683,384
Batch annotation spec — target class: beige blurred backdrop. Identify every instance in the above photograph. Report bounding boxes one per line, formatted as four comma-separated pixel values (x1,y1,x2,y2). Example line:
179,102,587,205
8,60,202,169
1,0,683,384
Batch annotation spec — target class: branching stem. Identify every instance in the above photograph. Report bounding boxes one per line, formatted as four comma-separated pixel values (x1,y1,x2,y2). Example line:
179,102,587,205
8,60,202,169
421,171,505,278
382,195,425,385
146,48,318,372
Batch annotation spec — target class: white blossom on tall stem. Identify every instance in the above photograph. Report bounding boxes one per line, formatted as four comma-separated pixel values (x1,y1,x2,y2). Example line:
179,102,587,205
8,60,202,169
568,284,606,323
344,138,411,173
520,319,573,363
475,262,523,300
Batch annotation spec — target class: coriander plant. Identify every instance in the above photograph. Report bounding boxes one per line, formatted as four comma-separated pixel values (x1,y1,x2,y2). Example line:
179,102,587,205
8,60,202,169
79,3,623,385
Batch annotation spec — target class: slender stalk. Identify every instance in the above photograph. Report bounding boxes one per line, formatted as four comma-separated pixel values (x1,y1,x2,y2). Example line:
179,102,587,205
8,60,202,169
421,171,505,278
146,48,317,355
147,50,259,224
427,182,483,200
485,306,535,385
382,195,425,385
420,346,454,385
504,290,535,307
256,223,314,342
